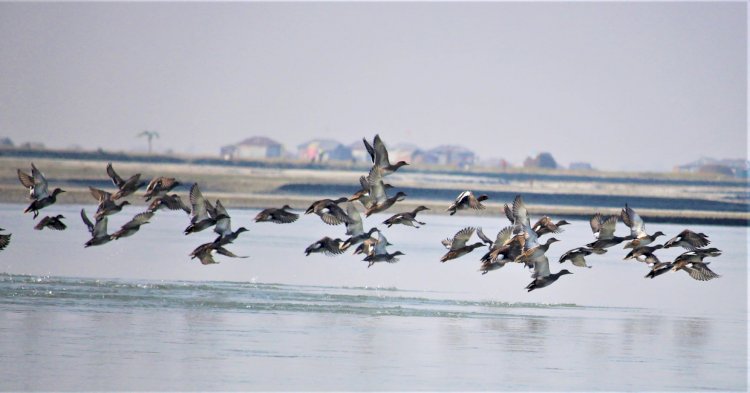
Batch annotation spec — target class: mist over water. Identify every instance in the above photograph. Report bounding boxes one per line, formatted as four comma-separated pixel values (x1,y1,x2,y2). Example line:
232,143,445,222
0,203,746,390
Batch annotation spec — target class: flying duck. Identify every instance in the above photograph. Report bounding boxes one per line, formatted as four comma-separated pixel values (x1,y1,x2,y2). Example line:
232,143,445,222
110,211,154,240
624,244,664,264
362,232,404,267
143,176,181,201
147,193,191,214
305,197,353,225
254,205,299,224
644,262,674,279
383,206,429,228
184,184,228,235
190,242,247,265
34,215,67,231
304,237,346,256
558,247,595,268
515,237,560,266
621,204,665,249
81,208,111,248
672,260,720,281
348,167,394,209
363,134,409,176
586,213,626,251
440,227,485,262
17,163,56,201
525,256,573,292
532,216,570,237
340,203,379,250
89,187,131,220
106,163,146,200
663,229,710,250
478,226,520,274
446,191,489,215
365,192,407,217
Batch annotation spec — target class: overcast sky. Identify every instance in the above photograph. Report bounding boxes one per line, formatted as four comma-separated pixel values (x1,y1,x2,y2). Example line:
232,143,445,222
0,2,746,171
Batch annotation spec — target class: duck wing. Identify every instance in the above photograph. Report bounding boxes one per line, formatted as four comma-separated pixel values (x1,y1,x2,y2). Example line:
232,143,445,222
621,204,647,238
495,226,514,246
80,209,95,235
668,229,710,250
0,234,10,250
106,163,125,188
683,262,720,281
512,195,529,227
503,204,514,223
531,255,551,279
598,215,618,240
216,246,248,259
450,227,475,250
363,137,376,163
92,216,109,238
372,134,392,168
31,163,50,199
344,203,364,236
476,227,493,246
589,213,603,238
189,183,210,223
213,200,232,235
122,211,154,230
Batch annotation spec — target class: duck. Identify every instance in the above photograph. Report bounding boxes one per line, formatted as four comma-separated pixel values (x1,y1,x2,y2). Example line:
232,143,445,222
672,260,720,281
81,208,111,248
383,206,429,228
34,215,67,231
363,134,409,176
110,211,154,240
525,256,573,292
23,188,65,219
663,229,710,250
184,184,228,235
17,163,53,201
644,262,674,279
304,237,346,256
440,227,485,262
89,187,131,220
446,191,489,215
586,213,626,251
348,167,394,209
532,216,570,237
304,197,353,225
143,176,181,201
106,163,146,200
362,232,404,267
621,204,665,249
0,229,10,251
515,237,560,266
254,205,299,224
558,247,595,268
190,242,247,265
352,236,379,256
675,248,722,261
147,193,191,214
624,244,663,264
340,203,379,250
478,226,519,274
365,191,407,217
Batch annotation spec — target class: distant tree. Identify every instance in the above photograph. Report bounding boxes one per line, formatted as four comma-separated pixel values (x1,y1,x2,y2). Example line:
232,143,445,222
524,152,558,169
137,130,160,154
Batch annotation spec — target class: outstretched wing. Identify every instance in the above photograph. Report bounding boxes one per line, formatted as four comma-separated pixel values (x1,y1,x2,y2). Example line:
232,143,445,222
450,227,475,250
106,163,125,188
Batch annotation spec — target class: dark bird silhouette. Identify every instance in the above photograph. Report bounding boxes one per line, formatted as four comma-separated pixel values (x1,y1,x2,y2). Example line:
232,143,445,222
254,205,299,224
106,163,146,200
34,215,67,231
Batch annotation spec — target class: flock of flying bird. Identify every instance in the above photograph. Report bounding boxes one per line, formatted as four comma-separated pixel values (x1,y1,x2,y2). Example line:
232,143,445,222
2,134,722,292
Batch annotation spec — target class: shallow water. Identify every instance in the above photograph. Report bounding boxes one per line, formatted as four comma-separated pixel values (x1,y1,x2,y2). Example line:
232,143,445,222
0,203,746,390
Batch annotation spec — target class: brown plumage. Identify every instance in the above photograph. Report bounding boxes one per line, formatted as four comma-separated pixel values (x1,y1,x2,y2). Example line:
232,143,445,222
34,215,67,231
254,205,299,224
664,229,710,250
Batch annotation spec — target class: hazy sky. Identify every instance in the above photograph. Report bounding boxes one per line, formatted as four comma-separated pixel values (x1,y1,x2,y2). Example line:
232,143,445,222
0,2,746,171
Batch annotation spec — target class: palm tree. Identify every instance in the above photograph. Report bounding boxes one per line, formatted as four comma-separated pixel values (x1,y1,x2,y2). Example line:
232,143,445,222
137,130,160,154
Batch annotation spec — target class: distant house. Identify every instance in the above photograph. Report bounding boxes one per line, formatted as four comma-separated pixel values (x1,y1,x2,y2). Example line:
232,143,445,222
349,141,371,163
19,141,45,150
524,152,558,169
425,145,476,167
569,162,594,171
221,136,283,160
676,157,749,178
0,137,13,148
298,139,353,162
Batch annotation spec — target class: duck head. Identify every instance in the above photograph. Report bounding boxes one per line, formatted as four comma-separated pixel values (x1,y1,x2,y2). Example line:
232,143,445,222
653,231,665,238
392,251,405,257
559,269,573,276
333,197,349,204
477,194,489,202
281,204,293,210
395,192,407,201
557,220,571,226
236,227,249,234
546,237,560,246
367,227,380,236
414,205,430,213
56,214,65,219
52,188,66,196
394,161,409,169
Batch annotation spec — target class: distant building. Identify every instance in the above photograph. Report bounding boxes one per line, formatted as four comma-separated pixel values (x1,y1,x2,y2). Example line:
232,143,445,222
569,162,594,171
524,152,558,169
297,139,353,162
389,143,423,164
0,137,13,148
349,141,371,163
221,136,283,160
19,141,45,150
676,157,749,178
425,145,476,167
